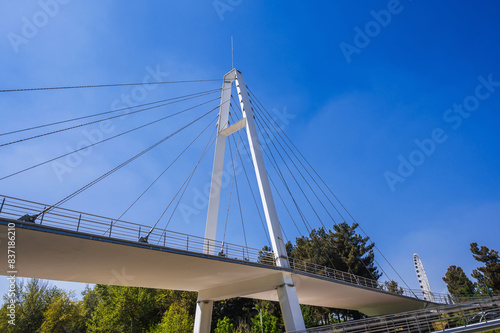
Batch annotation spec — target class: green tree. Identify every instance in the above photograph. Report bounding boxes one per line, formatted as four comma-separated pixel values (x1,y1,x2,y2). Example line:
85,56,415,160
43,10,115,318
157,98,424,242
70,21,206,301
0,279,64,332
289,222,379,321
39,292,85,333
212,297,255,331
251,303,279,333
384,280,404,295
301,305,321,328
150,303,194,333
442,265,475,297
214,316,234,333
470,243,500,294
87,285,159,332
292,222,381,280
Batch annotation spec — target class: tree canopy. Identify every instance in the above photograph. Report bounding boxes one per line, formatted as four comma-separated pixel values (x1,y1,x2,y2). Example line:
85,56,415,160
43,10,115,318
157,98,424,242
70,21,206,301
442,243,499,298
470,242,500,294
290,222,381,280
442,265,475,297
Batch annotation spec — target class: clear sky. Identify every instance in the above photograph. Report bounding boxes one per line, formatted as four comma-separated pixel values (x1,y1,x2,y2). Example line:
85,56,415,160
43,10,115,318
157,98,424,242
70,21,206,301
1,0,499,302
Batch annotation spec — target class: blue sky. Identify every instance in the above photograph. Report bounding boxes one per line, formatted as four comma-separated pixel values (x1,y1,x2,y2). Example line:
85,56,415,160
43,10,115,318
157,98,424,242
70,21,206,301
1,0,499,302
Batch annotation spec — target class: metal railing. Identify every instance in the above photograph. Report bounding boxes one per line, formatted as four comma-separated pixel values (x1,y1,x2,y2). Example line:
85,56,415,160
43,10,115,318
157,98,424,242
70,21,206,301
289,296,500,333
0,195,275,265
0,194,487,305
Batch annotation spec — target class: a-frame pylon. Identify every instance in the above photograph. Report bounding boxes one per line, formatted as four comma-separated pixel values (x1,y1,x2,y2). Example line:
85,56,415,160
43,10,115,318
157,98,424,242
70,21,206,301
193,69,305,332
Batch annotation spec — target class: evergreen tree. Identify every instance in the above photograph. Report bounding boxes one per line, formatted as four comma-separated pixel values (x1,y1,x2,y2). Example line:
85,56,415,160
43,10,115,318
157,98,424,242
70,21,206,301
383,281,404,295
288,222,379,321
291,222,381,280
470,243,500,294
442,265,475,297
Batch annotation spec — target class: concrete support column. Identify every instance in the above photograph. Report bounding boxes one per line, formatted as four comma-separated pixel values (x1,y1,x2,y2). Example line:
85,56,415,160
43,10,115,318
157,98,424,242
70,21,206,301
193,299,213,333
277,273,306,332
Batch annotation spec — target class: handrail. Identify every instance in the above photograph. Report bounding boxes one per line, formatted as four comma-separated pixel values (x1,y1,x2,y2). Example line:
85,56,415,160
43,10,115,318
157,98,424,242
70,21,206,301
288,296,500,333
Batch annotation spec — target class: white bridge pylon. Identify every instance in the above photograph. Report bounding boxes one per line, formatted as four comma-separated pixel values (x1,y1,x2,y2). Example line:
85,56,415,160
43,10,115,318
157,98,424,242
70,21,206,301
194,69,306,333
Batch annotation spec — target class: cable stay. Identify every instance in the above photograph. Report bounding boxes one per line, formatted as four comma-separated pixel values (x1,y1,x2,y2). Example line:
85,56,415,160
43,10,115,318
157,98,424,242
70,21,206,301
253,108,339,226
227,116,301,238
140,125,218,243
254,114,326,229
247,87,414,293
19,107,218,223
255,121,312,233
0,79,221,93
234,161,249,259
102,116,219,235
249,90,386,282
0,99,225,181
0,95,220,148
0,88,221,137
228,133,272,248
230,95,311,234
155,129,217,242
253,112,365,277
219,128,242,256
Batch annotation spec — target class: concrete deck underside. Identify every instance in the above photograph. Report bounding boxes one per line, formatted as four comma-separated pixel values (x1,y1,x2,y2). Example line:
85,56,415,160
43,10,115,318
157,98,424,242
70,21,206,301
0,221,431,316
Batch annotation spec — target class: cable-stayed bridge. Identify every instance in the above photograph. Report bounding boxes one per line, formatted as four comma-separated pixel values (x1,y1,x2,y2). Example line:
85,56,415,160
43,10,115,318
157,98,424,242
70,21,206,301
1,69,496,332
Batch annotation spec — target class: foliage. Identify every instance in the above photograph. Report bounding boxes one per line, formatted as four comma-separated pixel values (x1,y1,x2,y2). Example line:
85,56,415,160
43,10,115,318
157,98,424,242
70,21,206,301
288,222,379,321
384,280,404,295
149,303,194,333
86,285,159,332
251,303,279,333
214,316,234,333
39,292,85,333
470,243,500,294
0,279,67,332
291,222,381,280
213,297,255,331
442,265,475,297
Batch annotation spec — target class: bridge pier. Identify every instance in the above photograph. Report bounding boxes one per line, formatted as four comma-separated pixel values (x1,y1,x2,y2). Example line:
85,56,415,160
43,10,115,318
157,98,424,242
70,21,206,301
193,272,304,332
277,273,305,332
193,299,213,333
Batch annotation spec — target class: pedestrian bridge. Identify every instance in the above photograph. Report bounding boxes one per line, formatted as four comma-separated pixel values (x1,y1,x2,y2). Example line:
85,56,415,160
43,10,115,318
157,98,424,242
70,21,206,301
1,195,434,317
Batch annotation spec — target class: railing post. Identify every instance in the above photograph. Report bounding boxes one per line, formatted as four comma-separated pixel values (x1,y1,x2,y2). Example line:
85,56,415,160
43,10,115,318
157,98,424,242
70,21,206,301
138,226,141,240
0,198,5,214
109,220,113,237
163,231,166,247
77,214,81,232
187,236,189,251
39,206,46,225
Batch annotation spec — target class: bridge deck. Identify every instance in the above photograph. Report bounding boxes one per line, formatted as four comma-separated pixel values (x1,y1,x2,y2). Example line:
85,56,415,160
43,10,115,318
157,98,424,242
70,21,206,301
0,218,431,316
